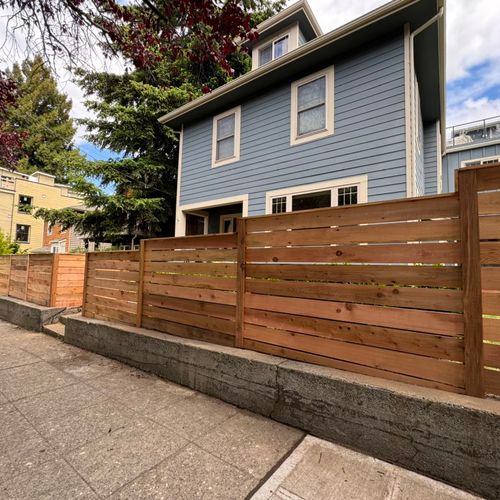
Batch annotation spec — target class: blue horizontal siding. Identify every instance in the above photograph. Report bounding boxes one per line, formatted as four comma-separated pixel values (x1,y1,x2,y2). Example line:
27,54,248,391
180,33,407,215
423,121,438,194
442,143,500,192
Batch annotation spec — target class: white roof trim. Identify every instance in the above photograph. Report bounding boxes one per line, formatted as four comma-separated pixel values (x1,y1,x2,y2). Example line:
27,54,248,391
159,0,419,126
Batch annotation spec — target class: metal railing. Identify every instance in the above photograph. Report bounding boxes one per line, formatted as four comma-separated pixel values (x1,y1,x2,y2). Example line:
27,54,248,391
446,115,500,148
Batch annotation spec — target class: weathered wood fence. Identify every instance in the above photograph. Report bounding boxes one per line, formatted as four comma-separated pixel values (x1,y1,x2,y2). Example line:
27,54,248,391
78,163,500,398
0,254,85,307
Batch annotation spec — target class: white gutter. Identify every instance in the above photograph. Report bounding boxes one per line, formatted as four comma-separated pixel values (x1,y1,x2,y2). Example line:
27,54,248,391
408,7,445,196
159,0,420,125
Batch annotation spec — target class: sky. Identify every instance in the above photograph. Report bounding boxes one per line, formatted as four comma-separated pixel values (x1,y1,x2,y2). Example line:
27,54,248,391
2,0,500,161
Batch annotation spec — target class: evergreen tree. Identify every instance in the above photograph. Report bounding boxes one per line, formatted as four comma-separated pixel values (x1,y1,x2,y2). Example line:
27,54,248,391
5,57,85,181
35,1,286,245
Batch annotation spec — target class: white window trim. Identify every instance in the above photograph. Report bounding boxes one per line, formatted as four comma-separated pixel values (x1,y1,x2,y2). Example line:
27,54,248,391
211,106,241,168
219,213,241,233
290,65,334,146
460,155,500,168
251,23,299,70
265,176,368,214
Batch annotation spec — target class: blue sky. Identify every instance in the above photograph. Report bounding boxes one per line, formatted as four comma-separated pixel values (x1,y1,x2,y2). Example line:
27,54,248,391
69,0,500,161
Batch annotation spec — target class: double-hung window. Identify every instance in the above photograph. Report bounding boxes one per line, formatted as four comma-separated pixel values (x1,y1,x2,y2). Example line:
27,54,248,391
267,177,367,214
291,66,334,145
258,34,289,67
15,224,30,243
212,106,241,167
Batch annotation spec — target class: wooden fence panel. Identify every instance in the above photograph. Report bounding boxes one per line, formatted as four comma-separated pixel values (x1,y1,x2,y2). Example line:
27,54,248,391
83,251,140,325
140,234,238,347
243,192,466,394
8,255,29,300
475,164,500,397
0,256,10,295
52,254,86,307
26,254,53,306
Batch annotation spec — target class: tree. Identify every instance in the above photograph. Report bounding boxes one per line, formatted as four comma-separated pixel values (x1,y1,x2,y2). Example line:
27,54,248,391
0,229,20,255
0,71,27,170
33,1,286,245
4,57,84,181
0,1,285,74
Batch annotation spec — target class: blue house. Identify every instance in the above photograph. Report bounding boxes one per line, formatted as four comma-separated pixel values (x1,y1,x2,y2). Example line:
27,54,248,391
160,0,447,236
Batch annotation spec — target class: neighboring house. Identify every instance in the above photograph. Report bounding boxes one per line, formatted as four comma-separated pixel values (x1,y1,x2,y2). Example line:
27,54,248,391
159,0,446,236
0,168,82,251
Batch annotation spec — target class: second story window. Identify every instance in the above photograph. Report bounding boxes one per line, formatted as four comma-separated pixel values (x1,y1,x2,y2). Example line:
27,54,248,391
18,195,33,213
258,34,289,67
291,66,334,145
212,106,241,168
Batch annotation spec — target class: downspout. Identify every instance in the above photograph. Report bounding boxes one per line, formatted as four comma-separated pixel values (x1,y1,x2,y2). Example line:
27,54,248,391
408,7,444,197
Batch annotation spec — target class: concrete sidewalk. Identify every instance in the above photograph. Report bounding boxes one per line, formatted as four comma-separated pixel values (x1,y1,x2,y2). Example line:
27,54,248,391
0,319,481,499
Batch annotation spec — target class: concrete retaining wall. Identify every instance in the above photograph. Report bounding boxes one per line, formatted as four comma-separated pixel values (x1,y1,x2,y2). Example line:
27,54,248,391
65,315,500,499
0,296,67,332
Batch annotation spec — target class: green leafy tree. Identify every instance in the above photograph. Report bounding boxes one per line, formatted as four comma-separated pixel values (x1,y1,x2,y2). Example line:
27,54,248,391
5,57,85,181
34,0,286,245
0,230,20,255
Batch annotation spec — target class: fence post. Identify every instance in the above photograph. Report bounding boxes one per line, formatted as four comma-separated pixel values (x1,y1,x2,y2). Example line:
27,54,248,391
458,168,484,397
235,219,247,348
24,254,30,302
6,254,12,297
136,240,146,328
49,254,59,307
81,253,89,316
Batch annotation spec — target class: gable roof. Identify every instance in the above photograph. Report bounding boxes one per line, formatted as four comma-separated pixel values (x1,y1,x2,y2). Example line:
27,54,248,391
159,0,445,130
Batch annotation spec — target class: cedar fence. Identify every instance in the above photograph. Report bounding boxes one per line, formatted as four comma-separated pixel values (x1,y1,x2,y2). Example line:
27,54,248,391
76,163,499,398
0,254,85,307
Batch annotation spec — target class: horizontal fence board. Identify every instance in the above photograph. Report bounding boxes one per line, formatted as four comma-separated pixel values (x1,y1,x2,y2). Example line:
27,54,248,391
478,190,500,215
84,302,136,325
246,280,463,312
88,251,140,261
142,316,235,347
246,243,461,264
243,339,464,394
246,263,462,288
246,194,459,233
88,260,140,271
485,368,500,396
476,165,500,191
479,215,500,239
244,323,464,387
480,242,500,264
245,308,464,361
144,262,237,277
86,295,137,314
247,218,460,248
484,318,500,342
245,293,464,336
87,286,137,302
86,269,140,281
481,267,500,290
145,272,236,291
143,283,235,306
482,291,500,315
142,305,235,335
484,343,500,368
145,233,237,250
86,277,139,292
143,293,235,321
144,248,237,262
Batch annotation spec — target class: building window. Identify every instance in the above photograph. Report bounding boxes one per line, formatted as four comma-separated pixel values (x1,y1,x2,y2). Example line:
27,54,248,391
291,66,334,145
220,214,240,233
258,34,289,67
47,223,53,236
337,186,358,206
212,106,241,168
266,177,367,214
271,196,287,214
18,195,33,212
16,224,30,243
462,156,500,168
185,213,207,236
